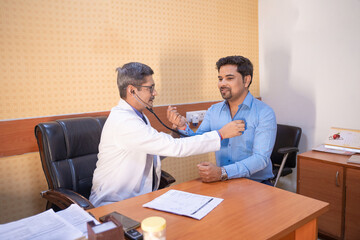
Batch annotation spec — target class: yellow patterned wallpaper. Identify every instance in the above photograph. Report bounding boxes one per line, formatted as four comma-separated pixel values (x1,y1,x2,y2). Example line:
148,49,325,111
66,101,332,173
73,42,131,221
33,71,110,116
0,0,259,223
0,153,48,223
0,0,259,120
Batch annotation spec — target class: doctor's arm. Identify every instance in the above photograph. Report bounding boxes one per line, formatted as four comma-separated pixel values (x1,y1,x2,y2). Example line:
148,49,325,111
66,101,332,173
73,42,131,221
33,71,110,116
116,116,244,158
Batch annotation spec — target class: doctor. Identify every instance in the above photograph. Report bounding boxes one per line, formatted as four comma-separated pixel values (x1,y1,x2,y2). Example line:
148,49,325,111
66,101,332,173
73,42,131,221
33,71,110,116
90,62,245,207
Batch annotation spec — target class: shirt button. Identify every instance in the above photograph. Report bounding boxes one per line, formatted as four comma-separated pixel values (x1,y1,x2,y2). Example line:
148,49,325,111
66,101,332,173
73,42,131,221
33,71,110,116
228,160,231,162
229,144,231,147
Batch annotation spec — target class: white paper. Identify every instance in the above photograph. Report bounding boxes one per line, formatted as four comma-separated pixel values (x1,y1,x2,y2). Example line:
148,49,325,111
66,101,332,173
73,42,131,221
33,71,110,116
324,145,360,153
92,221,117,234
57,204,100,235
313,144,355,155
143,189,223,220
0,204,99,240
0,209,83,240
347,154,360,164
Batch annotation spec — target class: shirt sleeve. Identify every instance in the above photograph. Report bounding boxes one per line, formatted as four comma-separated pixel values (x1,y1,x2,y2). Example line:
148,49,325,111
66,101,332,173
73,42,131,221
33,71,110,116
113,113,221,158
223,107,277,179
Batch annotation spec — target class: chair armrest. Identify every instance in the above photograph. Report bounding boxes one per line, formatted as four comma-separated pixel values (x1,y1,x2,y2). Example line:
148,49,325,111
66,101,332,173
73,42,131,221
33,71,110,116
159,170,176,189
41,188,94,210
272,147,299,187
277,147,299,155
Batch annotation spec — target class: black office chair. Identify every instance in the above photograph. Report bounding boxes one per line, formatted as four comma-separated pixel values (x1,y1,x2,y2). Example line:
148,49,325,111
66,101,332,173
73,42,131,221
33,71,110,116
271,124,302,187
35,116,175,211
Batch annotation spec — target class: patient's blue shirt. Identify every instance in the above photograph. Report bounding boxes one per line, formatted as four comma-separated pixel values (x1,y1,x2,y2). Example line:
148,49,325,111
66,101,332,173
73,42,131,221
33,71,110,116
180,92,277,181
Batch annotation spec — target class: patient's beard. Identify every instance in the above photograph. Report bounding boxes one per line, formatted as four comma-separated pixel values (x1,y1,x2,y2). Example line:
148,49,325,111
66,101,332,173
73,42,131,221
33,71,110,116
220,87,232,100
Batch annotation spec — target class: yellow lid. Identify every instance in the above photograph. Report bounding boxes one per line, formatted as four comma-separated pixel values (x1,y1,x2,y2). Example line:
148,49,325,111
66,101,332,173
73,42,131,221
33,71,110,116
141,216,166,232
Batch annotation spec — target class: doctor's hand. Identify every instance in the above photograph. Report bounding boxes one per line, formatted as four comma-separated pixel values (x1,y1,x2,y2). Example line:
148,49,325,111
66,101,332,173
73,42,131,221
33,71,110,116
197,162,222,182
218,120,245,139
167,106,187,129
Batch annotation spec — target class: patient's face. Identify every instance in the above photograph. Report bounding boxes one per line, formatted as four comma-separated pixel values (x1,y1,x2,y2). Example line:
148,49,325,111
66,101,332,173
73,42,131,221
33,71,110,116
217,64,248,102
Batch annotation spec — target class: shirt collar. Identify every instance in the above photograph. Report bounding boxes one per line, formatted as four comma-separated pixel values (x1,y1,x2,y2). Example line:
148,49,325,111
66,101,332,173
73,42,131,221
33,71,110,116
242,91,253,109
220,91,254,111
130,105,145,119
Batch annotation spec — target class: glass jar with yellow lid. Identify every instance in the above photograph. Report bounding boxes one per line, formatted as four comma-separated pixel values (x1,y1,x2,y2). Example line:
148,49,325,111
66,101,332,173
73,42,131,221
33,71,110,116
141,216,166,240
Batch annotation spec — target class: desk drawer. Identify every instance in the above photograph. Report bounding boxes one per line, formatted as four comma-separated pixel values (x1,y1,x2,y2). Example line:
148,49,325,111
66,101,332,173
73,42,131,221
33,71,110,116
298,157,344,239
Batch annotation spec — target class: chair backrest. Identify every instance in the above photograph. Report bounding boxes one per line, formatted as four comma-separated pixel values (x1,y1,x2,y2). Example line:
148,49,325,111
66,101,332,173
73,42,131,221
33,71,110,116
35,116,107,199
271,124,302,168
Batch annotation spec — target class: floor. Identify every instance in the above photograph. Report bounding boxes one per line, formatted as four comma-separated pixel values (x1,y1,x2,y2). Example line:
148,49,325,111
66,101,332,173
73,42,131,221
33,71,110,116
275,171,297,193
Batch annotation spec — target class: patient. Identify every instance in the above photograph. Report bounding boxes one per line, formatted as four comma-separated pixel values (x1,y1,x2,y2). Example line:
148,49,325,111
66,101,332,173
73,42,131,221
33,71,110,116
89,62,245,207
167,56,277,185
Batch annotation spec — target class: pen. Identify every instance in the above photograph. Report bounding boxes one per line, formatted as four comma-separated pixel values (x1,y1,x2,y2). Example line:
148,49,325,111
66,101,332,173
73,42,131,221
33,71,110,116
191,198,214,215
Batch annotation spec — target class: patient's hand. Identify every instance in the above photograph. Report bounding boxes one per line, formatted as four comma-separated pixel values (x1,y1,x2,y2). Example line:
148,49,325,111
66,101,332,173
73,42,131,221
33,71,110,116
218,120,245,139
197,162,222,182
167,106,187,129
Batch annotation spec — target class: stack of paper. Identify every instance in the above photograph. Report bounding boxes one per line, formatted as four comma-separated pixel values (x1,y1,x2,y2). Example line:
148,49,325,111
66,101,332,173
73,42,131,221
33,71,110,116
312,144,354,155
143,189,223,220
0,204,99,240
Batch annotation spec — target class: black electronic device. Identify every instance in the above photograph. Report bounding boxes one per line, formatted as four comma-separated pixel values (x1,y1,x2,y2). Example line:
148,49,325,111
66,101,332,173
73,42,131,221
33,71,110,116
125,229,143,240
99,211,141,231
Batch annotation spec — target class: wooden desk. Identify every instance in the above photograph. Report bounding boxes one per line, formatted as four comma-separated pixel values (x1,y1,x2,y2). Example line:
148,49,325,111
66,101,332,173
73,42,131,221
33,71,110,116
89,178,328,240
297,151,360,240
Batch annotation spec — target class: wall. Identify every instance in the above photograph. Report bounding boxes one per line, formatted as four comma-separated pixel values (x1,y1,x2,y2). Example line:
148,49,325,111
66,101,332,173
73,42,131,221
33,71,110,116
0,0,259,223
0,0,260,120
259,0,360,191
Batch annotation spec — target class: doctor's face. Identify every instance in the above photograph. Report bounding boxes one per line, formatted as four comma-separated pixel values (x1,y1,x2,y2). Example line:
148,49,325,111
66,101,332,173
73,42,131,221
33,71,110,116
136,75,158,108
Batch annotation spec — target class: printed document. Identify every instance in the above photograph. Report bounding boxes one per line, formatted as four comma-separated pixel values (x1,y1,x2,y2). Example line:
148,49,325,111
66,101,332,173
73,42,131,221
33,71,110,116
0,209,83,240
143,189,223,220
57,204,100,236
0,204,99,240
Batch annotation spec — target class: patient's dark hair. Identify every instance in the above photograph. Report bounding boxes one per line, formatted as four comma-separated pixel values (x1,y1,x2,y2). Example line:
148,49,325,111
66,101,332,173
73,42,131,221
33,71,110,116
216,56,253,87
116,62,154,98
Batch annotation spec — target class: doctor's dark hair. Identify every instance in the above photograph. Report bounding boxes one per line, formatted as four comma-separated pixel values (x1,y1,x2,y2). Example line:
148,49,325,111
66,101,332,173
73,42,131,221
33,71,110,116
216,56,253,87
116,62,154,98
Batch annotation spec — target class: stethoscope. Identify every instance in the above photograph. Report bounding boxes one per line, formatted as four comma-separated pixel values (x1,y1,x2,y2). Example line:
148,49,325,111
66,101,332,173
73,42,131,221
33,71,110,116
131,90,189,137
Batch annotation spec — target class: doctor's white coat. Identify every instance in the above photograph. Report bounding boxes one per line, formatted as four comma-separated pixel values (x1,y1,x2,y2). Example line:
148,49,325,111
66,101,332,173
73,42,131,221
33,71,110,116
89,99,221,207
